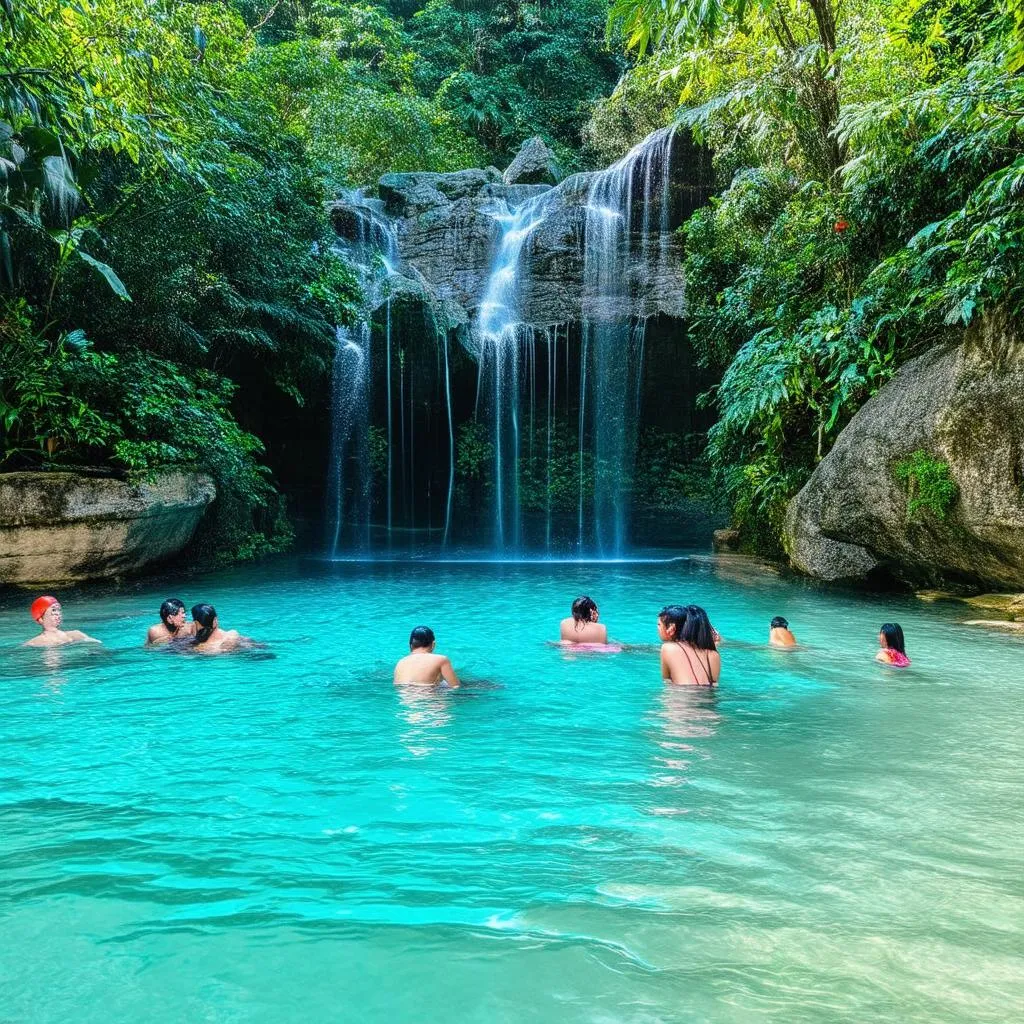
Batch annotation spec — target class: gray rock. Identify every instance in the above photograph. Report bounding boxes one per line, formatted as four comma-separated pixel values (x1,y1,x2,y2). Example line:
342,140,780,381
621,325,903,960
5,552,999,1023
785,309,1024,589
503,137,559,186
0,471,215,585
372,164,687,330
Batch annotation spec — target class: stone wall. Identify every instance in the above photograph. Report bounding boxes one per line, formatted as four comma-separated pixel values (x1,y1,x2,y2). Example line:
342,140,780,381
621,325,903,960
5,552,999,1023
0,471,215,586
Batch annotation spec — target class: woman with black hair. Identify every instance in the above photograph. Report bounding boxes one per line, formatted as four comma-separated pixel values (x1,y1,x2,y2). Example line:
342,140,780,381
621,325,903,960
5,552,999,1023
876,623,910,667
189,604,244,654
146,598,196,646
658,604,721,686
559,595,609,644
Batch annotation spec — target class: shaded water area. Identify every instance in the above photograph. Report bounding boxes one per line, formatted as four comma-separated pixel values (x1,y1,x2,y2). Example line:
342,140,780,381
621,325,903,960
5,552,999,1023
2,556,1021,1022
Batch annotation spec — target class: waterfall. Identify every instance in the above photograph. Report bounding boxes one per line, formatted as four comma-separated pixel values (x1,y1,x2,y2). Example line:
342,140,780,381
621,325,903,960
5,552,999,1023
472,126,680,554
326,190,398,555
475,191,558,545
326,323,371,554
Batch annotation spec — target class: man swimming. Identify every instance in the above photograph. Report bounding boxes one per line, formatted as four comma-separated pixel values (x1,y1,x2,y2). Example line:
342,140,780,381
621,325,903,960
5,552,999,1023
24,596,100,647
393,626,460,687
769,616,797,647
146,598,196,645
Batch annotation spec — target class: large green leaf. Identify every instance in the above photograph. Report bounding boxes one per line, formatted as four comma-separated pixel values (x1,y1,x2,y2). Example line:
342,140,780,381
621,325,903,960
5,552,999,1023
76,251,132,300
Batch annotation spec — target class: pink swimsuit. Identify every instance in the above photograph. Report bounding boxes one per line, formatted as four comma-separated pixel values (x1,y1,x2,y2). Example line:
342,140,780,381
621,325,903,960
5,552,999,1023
887,651,911,667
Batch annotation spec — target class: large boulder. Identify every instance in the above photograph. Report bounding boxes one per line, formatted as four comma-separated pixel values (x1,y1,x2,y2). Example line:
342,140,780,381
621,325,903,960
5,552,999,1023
503,137,559,186
785,309,1024,589
0,470,215,586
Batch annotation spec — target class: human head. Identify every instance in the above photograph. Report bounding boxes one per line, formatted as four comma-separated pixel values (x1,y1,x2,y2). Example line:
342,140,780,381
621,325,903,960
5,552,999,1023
31,595,61,630
160,598,187,633
571,595,598,624
658,605,687,641
771,616,789,630
409,625,435,651
191,603,217,645
879,622,906,654
681,605,717,651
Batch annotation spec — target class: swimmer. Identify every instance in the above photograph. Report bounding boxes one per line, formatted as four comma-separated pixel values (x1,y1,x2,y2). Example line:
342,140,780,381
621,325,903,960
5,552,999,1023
560,595,608,644
658,604,720,686
146,598,196,645
189,603,244,654
769,616,797,647
23,596,100,647
876,622,910,667
394,626,460,687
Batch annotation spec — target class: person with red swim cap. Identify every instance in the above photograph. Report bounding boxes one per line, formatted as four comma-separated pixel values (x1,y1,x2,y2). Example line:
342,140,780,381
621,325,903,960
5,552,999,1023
24,595,100,647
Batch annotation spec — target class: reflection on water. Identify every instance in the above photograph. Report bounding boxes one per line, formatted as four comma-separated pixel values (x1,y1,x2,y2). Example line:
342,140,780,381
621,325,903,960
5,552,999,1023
648,687,720,805
396,686,453,757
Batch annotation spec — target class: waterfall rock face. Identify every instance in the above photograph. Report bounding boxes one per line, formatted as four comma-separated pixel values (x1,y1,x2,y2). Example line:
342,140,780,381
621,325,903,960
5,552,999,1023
371,152,694,333
325,129,716,554
785,309,1024,589
502,137,559,185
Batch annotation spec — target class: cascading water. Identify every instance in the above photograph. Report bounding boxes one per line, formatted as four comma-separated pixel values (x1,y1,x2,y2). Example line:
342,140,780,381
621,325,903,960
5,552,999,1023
472,126,681,555
475,191,559,546
582,126,678,555
326,191,398,554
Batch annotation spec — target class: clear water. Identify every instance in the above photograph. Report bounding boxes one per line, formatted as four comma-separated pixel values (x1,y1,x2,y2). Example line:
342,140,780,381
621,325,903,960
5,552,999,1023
1,555,1021,1023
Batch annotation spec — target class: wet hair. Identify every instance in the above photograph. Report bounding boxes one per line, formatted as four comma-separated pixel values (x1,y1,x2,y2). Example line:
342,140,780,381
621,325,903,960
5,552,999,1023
409,625,435,650
571,595,598,625
771,616,789,630
879,622,906,654
681,605,717,651
658,605,688,640
160,598,186,633
191,604,217,646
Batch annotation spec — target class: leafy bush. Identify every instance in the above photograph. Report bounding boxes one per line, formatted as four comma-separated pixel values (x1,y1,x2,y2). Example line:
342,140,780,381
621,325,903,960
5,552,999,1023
893,450,959,522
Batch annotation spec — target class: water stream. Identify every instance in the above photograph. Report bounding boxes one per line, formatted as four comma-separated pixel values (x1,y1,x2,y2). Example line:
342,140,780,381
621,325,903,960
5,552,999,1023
473,127,681,555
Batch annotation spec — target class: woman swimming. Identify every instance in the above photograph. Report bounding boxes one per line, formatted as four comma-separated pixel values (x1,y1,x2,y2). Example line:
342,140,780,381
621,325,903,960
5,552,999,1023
560,595,608,644
876,622,910,667
189,604,244,654
146,598,196,645
658,604,721,686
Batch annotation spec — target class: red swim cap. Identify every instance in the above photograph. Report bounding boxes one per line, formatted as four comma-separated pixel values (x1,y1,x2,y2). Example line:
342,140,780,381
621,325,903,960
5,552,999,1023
31,595,59,622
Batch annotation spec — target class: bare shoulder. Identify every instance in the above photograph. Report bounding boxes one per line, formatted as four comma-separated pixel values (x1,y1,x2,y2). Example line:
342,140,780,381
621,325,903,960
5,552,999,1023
23,635,45,648
70,630,100,644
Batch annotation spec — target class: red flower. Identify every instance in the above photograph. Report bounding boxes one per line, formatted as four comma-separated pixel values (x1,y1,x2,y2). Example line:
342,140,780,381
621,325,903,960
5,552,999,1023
833,219,850,232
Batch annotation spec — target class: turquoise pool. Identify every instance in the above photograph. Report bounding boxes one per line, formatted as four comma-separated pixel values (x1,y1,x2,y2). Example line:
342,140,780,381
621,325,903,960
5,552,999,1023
1,555,1021,1023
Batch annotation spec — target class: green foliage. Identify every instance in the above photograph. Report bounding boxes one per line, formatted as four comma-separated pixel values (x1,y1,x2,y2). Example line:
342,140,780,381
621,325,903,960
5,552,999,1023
455,419,493,484
407,0,623,166
0,0,484,562
602,0,1023,552
893,450,959,521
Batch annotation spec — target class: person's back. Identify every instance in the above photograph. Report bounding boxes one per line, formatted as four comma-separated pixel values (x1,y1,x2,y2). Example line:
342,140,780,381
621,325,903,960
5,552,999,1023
560,595,608,644
194,627,241,654
394,626,459,686
189,603,243,655
658,605,720,686
876,622,910,667
769,616,797,648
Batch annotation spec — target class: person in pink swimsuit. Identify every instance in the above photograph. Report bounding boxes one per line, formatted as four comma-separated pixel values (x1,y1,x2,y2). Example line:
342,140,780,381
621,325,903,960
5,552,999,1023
876,622,910,667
